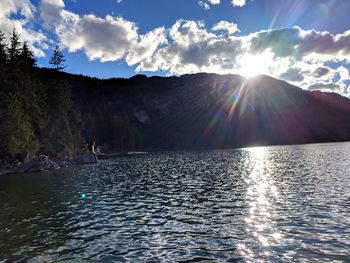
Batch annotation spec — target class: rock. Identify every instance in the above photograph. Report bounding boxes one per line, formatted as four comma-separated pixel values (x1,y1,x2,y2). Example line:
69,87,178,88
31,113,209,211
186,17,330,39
0,160,19,175
57,160,70,167
18,155,60,173
3,162,13,169
73,153,98,164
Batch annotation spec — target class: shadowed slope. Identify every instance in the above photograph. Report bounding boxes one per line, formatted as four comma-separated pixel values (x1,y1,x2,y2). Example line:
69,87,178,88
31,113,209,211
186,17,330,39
37,69,350,151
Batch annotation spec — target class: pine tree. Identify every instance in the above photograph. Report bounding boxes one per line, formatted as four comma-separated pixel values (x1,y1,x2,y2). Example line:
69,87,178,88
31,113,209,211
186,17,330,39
69,109,84,157
0,38,84,159
20,42,36,67
8,29,22,65
0,30,7,64
42,80,74,156
49,45,66,71
0,93,33,157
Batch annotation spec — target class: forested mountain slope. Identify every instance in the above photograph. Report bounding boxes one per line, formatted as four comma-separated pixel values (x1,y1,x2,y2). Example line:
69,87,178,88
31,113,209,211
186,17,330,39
38,70,350,152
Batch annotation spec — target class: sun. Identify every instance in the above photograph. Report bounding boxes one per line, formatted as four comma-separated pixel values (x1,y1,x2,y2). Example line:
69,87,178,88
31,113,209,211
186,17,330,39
238,54,268,77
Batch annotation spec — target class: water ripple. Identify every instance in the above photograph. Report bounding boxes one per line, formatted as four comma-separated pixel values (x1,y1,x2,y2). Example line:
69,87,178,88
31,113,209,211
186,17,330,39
1,142,350,262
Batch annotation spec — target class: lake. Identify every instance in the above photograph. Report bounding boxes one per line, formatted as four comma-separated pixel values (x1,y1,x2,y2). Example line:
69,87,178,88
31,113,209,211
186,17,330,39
1,142,350,262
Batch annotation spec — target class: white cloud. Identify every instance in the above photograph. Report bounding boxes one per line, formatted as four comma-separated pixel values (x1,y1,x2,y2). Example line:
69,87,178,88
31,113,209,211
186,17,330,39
199,0,246,9
231,0,246,7
198,1,211,10
0,0,48,57
57,12,139,62
41,0,167,63
136,20,245,75
276,59,344,94
243,27,350,95
0,0,35,20
40,0,65,28
249,27,350,59
3,0,348,96
134,21,350,96
212,21,239,35
126,27,168,66
197,0,221,10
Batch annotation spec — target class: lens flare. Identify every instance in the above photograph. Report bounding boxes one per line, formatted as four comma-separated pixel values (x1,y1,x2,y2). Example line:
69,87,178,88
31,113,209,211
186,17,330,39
239,54,267,77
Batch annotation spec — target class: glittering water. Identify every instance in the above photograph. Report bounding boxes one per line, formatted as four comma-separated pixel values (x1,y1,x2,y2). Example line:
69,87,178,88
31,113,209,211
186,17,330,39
1,143,350,262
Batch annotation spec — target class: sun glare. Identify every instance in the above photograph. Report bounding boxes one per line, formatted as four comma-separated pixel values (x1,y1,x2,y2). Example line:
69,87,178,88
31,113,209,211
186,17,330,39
248,146,266,158
238,54,269,77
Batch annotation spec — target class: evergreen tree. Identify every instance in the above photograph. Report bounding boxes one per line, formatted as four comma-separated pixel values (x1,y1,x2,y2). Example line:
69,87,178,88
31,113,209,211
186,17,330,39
15,69,46,135
69,109,85,157
0,36,84,159
20,42,36,67
0,30,7,64
42,80,75,156
49,45,66,71
0,93,33,157
8,29,22,65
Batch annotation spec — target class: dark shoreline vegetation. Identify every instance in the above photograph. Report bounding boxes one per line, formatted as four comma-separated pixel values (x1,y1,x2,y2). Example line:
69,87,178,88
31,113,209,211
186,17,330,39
1,29,350,174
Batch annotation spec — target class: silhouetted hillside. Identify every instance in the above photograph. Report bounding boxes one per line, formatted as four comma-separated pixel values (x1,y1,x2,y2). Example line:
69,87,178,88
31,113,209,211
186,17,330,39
36,69,350,152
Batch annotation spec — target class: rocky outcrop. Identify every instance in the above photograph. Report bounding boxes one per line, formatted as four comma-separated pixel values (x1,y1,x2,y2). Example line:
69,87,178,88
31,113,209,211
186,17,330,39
0,153,100,175
72,153,98,164
17,155,60,173
56,159,70,167
0,155,60,175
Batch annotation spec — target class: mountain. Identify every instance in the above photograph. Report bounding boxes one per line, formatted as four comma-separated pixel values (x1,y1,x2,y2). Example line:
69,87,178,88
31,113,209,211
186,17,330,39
36,69,350,152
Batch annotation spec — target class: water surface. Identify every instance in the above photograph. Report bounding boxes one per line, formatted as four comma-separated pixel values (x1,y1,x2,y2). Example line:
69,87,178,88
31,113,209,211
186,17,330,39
1,142,350,262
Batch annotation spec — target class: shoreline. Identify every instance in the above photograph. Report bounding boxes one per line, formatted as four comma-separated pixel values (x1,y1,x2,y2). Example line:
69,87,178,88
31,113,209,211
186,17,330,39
0,151,149,176
2,140,350,176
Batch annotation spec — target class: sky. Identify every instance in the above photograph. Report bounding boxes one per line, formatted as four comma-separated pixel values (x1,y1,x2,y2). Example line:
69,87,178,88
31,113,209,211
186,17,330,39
0,0,350,96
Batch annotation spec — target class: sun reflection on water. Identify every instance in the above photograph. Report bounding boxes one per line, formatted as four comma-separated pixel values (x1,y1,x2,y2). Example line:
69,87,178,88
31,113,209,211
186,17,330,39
237,146,283,261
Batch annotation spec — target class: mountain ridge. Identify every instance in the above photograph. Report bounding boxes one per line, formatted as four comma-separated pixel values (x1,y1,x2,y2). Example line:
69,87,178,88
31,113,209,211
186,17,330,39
34,68,350,151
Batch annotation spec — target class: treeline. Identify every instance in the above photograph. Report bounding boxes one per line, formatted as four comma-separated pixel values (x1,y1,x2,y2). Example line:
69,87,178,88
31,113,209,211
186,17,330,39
0,29,83,161
82,106,140,152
